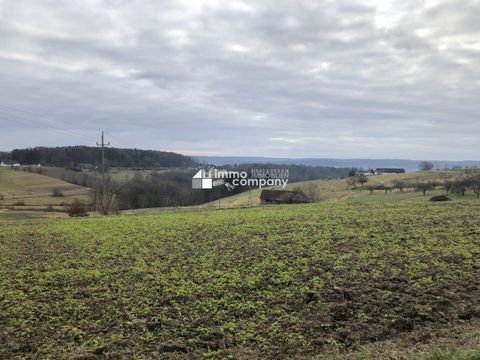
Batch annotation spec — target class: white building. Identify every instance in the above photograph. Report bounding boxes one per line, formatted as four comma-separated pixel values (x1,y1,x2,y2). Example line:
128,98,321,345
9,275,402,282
0,162,21,167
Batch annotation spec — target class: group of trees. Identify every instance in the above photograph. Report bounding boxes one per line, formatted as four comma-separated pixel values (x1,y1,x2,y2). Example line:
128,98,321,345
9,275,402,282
362,173,480,197
108,171,251,210
419,161,435,171
347,173,369,189
365,180,434,196
115,171,206,209
445,174,480,197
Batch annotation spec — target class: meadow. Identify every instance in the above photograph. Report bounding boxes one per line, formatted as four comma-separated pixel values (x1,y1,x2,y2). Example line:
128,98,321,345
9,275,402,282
1,201,479,359
198,170,465,209
0,169,90,212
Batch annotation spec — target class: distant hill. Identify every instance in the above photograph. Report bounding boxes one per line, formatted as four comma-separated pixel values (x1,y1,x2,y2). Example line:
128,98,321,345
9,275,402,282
197,156,480,172
8,146,197,168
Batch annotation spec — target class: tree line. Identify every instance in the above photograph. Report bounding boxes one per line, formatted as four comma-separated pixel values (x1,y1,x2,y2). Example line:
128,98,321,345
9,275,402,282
9,146,197,168
359,173,480,197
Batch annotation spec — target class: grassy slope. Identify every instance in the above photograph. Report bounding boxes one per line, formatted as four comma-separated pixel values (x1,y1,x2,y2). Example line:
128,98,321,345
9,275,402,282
200,171,466,209
1,202,479,359
0,168,90,208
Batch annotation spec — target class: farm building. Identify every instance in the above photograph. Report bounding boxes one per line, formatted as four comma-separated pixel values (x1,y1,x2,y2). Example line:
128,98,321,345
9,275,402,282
0,162,20,167
260,189,310,204
375,168,406,174
356,169,376,176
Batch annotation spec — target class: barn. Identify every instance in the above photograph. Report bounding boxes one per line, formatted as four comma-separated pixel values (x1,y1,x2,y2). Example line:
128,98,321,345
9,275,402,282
375,168,406,174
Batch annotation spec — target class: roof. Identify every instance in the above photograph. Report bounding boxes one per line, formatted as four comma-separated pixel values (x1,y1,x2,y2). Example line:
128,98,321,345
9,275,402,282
375,168,406,173
260,189,309,203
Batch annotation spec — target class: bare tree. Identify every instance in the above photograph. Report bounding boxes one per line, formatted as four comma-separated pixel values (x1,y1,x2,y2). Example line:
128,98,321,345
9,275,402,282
471,180,480,198
444,180,453,195
375,184,393,195
346,177,357,189
305,183,320,202
392,180,406,192
419,161,434,171
450,175,474,197
357,174,368,187
347,174,368,189
414,182,434,196
93,175,120,214
366,184,376,194
66,199,89,217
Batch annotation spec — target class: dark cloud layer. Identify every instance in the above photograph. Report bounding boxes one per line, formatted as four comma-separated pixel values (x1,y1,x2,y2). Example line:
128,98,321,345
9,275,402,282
0,0,479,160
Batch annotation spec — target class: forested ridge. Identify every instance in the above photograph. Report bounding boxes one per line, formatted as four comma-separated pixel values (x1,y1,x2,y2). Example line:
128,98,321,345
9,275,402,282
6,146,197,168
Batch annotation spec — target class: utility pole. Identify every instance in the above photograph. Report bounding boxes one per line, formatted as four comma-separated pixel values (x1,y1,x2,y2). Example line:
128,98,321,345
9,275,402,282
97,131,110,215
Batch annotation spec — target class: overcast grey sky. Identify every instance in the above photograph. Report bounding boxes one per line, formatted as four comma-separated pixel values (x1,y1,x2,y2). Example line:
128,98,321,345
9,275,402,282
0,0,479,159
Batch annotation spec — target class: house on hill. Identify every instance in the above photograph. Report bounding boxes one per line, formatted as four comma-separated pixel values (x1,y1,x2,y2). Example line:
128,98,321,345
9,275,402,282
0,162,20,167
375,168,406,175
356,169,376,176
260,189,310,204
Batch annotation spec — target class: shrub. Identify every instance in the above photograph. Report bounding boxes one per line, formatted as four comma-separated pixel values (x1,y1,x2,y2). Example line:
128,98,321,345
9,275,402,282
46,204,55,212
414,182,434,196
430,195,451,202
66,199,89,217
13,200,25,206
52,188,64,197
392,180,407,192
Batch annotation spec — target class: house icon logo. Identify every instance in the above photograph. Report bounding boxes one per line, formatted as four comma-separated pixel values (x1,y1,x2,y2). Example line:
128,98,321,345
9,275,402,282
192,169,213,189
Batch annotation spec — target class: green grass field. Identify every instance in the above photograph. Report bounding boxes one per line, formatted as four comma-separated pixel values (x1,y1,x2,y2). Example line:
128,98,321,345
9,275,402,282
1,201,479,359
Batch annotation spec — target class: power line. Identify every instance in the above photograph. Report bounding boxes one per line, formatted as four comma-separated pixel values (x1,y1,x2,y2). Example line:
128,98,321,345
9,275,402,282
0,104,136,149
0,111,94,142
0,104,100,133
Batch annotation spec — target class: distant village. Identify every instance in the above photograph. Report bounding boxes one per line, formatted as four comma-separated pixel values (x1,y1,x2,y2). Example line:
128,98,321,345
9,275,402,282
0,161,22,167
358,168,406,176
0,162,97,171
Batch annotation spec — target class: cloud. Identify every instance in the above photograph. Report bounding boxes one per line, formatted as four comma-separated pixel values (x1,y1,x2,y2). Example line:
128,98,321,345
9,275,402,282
0,0,479,160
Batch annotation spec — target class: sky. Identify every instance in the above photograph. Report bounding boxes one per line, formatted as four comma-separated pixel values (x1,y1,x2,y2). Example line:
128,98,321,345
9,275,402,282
0,0,479,160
